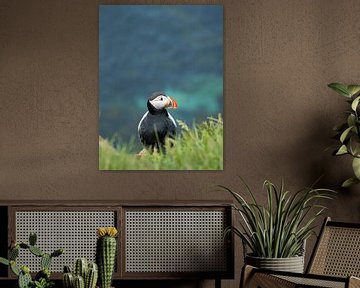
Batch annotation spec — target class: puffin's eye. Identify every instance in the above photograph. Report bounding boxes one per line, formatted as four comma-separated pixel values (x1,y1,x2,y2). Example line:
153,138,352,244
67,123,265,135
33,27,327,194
160,97,163,101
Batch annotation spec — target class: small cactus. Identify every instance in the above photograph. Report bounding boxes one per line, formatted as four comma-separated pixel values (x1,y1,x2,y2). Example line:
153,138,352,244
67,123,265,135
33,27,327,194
74,275,85,288
63,259,98,288
63,272,74,288
96,227,118,288
85,263,98,288
74,258,88,279
18,269,32,288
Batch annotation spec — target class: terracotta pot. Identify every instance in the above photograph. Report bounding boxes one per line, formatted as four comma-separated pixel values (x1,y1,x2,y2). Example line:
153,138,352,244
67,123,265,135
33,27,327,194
245,254,305,273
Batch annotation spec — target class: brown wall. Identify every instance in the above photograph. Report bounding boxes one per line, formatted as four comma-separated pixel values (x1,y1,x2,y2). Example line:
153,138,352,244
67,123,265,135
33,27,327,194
1,0,360,287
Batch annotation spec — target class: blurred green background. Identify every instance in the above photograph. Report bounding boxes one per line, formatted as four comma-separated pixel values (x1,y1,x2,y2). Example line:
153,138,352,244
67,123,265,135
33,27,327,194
99,5,223,151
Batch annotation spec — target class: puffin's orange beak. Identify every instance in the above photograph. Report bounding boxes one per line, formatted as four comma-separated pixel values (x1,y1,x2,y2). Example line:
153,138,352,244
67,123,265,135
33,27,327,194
167,96,178,109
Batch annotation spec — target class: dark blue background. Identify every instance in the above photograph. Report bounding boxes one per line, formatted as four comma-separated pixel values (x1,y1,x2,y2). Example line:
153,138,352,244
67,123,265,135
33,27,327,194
99,5,223,150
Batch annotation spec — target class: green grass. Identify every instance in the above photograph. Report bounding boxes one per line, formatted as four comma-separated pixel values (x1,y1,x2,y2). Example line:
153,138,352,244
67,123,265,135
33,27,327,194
99,115,223,170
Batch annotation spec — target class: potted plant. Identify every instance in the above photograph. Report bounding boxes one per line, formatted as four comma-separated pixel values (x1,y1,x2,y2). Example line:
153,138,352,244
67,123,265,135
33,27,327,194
220,179,334,273
328,82,360,187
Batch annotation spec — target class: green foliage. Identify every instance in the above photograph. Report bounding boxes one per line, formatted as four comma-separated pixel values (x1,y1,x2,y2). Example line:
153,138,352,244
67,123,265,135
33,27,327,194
32,278,54,288
328,83,360,187
220,178,335,258
99,115,223,170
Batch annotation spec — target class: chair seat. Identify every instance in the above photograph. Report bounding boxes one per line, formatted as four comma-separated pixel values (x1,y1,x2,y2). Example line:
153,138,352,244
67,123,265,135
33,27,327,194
277,274,346,288
243,266,360,288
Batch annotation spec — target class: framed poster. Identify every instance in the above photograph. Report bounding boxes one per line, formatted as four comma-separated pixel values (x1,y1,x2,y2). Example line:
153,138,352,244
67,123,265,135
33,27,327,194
99,4,223,170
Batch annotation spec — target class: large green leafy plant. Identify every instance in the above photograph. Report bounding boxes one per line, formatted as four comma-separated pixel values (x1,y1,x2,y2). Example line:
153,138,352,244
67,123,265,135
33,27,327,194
221,179,334,258
328,83,360,187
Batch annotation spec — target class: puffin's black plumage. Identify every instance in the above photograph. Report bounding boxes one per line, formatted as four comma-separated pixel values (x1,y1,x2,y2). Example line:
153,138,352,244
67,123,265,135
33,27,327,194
138,91,178,151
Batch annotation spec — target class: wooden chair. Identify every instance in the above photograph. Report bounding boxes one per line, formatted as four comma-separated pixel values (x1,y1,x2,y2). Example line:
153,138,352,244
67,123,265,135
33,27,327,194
241,217,360,288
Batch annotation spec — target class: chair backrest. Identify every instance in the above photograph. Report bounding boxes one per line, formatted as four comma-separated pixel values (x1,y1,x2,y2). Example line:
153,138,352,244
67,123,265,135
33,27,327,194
307,217,360,277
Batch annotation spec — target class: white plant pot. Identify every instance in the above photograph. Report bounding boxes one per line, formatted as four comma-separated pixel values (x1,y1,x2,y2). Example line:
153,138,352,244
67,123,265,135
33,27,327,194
245,254,305,273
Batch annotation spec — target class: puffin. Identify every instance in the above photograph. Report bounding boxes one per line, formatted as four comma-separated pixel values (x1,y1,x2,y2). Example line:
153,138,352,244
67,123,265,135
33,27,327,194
138,91,178,152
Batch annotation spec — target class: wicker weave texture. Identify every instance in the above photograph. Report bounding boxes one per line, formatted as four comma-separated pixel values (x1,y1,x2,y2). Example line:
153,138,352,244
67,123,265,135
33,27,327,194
277,275,345,288
309,226,360,277
15,211,115,272
125,210,227,272
247,273,296,288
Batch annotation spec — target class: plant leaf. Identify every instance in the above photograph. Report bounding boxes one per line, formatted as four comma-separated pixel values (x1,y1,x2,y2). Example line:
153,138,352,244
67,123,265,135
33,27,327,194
347,85,360,97
349,135,360,157
352,96,360,111
340,126,353,143
336,145,348,155
352,157,360,179
0,257,9,266
342,177,360,188
328,83,351,97
347,114,356,128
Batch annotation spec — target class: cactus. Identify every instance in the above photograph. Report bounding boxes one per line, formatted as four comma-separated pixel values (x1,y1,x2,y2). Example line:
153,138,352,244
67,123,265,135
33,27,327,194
18,267,32,288
29,232,37,246
35,268,50,281
0,232,63,288
10,260,20,276
63,260,98,288
96,227,118,288
9,246,19,260
64,265,72,273
18,270,32,288
74,258,88,279
85,263,98,288
74,275,85,288
41,253,52,269
29,245,44,257
63,272,74,288
19,243,29,249
51,248,64,257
